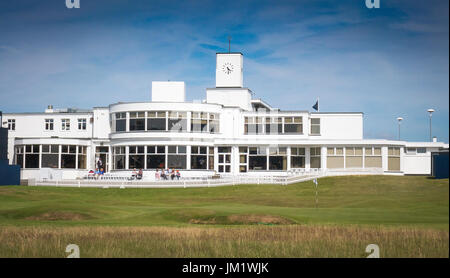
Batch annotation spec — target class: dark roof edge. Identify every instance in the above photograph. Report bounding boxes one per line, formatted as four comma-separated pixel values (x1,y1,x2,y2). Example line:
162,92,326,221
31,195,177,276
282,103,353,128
216,52,243,55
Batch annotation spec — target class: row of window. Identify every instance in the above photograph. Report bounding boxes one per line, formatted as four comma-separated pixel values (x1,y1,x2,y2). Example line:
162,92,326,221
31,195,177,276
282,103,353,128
111,145,322,171
327,147,382,169
113,145,215,170
243,117,320,135
237,147,321,172
15,145,87,169
47,118,87,131
113,111,220,133
14,144,409,172
6,119,87,131
325,146,402,170
405,147,426,154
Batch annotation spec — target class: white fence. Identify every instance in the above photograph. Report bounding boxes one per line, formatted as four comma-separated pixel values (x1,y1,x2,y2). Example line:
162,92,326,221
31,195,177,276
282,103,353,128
32,168,384,188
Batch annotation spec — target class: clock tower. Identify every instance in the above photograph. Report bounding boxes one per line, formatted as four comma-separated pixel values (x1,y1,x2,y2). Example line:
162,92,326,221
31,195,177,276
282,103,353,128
207,52,252,110
216,52,243,88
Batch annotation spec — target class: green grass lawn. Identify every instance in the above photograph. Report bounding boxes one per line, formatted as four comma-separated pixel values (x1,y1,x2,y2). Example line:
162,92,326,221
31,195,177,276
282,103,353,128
0,175,448,228
0,175,448,257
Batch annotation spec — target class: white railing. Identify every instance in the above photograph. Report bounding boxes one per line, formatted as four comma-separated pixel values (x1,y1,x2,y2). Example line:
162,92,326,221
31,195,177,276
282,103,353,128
32,168,383,188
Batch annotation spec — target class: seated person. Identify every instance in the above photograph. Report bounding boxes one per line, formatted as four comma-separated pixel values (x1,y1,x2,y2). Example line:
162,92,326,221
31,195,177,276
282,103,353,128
88,169,95,177
176,170,181,180
131,168,137,179
137,169,143,180
94,168,101,179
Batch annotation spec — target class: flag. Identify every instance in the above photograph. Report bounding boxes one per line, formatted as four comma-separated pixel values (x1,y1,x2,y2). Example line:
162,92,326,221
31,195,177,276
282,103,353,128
312,100,319,111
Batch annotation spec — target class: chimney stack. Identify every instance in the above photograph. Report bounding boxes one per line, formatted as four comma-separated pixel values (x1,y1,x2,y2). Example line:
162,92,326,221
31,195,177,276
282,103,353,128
45,105,54,113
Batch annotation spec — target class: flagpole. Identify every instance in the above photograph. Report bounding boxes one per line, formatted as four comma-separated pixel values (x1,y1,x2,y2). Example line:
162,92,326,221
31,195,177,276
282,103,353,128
313,178,318,209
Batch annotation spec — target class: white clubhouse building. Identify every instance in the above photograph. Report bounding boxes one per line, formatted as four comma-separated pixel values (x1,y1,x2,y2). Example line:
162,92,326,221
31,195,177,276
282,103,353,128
2,52,448,181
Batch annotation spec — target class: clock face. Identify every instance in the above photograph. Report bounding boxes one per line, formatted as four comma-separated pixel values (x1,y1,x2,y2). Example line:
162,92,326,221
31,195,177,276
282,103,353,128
221,62,234,75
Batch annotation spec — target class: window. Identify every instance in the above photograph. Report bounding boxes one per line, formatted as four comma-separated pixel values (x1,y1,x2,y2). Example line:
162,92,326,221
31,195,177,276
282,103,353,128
191,146,208,169
327,147,344,169
249,147,267,171
191,112,208,133
310,118,320,135
405,147,426,154
147,111,166,131
114,147,126,169
291,147,305,168
388,147,400,171
244,116,305,135
61,145,76,168
129,145,145,169
345,147,363,168
7,119,15,131
147,146,166,169
25,145,40,168
78,146,87,169
45,119,54,131
78,118,87,130
167,145,187,169
168,112,187,132
265,117,282,134
284,117,302,134
209,114,220,133
41,145,58,168
129,112,145,131
15,146,24,168
365,147,382,168
61,119,70,131
244,117,263,134
239,147,248,172
310,147,321,168
269,147,287,170
208,147,214,170
115,113,126,132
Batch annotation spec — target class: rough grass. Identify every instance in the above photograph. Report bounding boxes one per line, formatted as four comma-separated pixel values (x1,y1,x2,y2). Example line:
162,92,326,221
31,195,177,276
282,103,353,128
0,225,447,258
0,175,448,257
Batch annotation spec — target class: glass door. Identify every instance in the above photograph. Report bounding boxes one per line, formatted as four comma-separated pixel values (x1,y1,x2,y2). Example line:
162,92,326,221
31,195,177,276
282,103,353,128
95,146,109,172
217,146,231,173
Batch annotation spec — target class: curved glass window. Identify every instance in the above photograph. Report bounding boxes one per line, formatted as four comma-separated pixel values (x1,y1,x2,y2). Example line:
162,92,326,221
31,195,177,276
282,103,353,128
115,113,126,132
147,111,166,131
168,112,187,132
129,112,145,131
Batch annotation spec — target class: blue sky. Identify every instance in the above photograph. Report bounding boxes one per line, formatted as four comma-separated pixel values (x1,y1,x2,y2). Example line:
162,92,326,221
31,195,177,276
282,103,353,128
0,0,448,142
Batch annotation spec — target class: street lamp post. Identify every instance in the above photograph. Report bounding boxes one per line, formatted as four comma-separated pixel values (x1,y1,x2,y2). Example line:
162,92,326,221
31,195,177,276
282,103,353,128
397,117,403,140
427,109,435,142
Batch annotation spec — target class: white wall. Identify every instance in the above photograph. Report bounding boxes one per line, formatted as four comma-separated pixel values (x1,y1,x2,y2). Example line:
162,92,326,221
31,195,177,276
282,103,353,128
403,155,431,175
2,113,93,139
311,113,363,140
93,108,110,139
206,88,252,111
2,113,93,163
